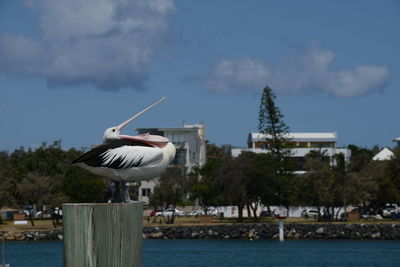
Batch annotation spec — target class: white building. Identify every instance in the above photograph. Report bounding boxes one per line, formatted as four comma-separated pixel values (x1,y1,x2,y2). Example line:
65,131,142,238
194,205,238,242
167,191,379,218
372,136,400,161
373,147,394,161
136,123,206,203
232,132,351,170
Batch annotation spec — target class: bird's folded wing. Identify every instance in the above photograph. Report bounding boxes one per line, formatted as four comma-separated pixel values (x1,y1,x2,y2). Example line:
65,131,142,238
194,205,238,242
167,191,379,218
73,144,163,169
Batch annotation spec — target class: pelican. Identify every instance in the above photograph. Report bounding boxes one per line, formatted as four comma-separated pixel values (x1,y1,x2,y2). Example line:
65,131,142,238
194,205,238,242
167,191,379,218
72,97,176,202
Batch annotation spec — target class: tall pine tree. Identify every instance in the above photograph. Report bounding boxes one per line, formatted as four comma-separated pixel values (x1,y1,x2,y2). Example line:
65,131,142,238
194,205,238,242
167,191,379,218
258,85,290,158
258,86,293,208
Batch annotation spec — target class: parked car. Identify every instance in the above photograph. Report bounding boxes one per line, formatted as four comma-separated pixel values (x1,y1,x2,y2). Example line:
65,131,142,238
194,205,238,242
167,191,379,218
380,204,399,218
187,207,219,217
361,214,383,220
187,209,203,217
350,206,373,214
207,207,220,216
150,209,163,217
156,208,185,217
301,209,320,219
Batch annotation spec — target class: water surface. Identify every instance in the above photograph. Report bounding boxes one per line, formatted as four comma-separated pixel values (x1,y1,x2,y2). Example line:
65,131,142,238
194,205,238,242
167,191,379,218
2,239,400,266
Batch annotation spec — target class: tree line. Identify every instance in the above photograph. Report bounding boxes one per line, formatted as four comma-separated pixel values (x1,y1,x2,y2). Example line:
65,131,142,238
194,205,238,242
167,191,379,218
149,86,400,221
1,139,399,224
149,142,400,222
0,141,107,225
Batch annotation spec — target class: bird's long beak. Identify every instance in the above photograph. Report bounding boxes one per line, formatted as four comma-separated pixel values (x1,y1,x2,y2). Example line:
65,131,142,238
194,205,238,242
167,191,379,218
117,97,166,131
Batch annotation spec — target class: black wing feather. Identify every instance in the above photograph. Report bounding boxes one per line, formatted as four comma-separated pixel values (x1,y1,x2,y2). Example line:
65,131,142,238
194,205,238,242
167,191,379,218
72,141,152,169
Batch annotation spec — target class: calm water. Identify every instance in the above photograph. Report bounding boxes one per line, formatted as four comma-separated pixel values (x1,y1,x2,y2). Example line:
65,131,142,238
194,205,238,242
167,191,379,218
2,239,400,266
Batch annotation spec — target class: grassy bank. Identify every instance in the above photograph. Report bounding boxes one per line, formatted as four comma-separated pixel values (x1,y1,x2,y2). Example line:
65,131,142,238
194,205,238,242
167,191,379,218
1,216,399,234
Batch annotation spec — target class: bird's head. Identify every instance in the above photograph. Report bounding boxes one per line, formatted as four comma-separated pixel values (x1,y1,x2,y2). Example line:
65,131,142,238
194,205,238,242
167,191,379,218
102,97,170,146
103,126,121,143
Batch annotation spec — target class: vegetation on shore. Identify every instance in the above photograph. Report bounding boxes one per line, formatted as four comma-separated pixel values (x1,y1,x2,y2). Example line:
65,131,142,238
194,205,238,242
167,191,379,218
150,86,400,222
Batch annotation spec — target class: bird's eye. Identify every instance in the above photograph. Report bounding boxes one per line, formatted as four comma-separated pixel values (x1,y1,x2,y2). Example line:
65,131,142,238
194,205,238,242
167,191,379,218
112,129,116,132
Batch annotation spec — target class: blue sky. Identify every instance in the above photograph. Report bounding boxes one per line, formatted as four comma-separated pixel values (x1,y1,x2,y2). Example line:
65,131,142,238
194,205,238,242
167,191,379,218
0,0,399,152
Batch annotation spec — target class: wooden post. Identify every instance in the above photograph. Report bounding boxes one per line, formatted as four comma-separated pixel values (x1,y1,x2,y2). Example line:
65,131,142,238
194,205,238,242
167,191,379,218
278,219,284,242
63,203,143,267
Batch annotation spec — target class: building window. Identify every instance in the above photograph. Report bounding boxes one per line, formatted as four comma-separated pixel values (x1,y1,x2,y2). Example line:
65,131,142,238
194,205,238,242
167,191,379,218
141,188,151,197
165,133,185,144
311,143,331,148
171,149,186,165
297,142,308,148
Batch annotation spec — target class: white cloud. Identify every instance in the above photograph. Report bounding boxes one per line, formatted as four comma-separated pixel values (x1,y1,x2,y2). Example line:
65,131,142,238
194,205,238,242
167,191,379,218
0,0,175,91
204,58,269,92
204,45,390,97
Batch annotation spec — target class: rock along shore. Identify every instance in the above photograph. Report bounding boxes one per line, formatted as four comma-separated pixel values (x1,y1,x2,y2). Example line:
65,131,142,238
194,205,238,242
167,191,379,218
143,223,400,240
3,223,400,241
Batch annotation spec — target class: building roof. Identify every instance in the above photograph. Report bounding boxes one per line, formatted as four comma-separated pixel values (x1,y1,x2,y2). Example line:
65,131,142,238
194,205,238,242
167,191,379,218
136,124,204,133
249,132,337,142
231,147,352,161
393,137,400,142
372,148,394,161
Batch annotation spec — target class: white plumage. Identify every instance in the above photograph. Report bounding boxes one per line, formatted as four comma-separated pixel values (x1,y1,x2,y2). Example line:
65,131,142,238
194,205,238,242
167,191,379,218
74,142,175,182
101,146,162,169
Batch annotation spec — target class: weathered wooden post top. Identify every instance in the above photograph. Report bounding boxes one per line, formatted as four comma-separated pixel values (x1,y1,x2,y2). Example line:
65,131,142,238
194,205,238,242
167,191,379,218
63,203,143,267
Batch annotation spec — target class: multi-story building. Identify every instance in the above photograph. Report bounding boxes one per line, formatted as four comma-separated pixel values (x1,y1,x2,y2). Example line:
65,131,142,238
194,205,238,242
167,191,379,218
136,123,206,203
232,132,351,171
247,132,337,149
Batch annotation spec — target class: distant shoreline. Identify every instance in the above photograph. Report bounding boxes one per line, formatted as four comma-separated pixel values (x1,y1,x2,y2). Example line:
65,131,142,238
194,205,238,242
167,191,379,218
143,223,400,240
2,222,400,241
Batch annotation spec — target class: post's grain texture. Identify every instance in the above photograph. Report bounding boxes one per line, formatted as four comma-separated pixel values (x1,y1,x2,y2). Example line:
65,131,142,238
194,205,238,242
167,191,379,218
63,203,143,267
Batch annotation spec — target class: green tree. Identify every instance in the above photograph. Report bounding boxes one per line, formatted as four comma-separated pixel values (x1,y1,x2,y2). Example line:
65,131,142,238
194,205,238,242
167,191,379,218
63,167,107,203
376,148,400,206
258,85,291,158
257,85,294,210
240,152,263,219
187,166,220,213
345,161,380,210
300,150,334,219
0,151,11,224
240,151,278,219
347,144,374,172
16,172,67,226
217,156,249,222
62,146,109,203
330,153,347,219
149,166,186,224
1,141,151,215
345,148,399,213
187,144,231,214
